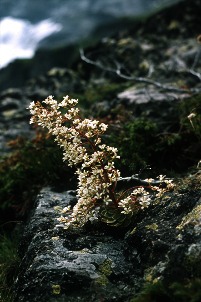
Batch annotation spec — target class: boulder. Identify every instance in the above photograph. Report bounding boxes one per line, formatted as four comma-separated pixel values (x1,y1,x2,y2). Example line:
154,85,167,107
14,172,201,301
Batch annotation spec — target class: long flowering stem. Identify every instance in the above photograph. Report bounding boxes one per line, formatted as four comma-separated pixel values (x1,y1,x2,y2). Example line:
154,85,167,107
29,95,174,228
73,123,119,207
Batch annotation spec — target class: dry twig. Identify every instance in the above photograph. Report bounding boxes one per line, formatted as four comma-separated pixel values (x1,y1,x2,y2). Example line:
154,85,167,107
80,48,201,94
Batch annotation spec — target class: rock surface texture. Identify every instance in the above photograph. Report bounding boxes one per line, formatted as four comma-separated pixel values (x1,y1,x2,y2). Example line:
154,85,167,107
14,188,134,302
14,178,201,301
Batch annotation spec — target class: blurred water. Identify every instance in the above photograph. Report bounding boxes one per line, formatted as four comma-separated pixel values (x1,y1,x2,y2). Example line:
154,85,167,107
0,17,61,67
0,0,180,68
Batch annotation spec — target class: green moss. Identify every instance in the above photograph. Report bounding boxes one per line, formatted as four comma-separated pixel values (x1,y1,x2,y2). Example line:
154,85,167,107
130,279,201,302
0,234,20,302
169,279,201,302
75,81,127,109
98,259,113,276
0,132,74,218
94,259,113,287
176,205,201,230
52,284,61,295
110,118,159,173
109,101,201,174
130,281,171,302
145,223,159,231
86,82,121,102
144,267,156,283
94,274,109,287
179,94,201,140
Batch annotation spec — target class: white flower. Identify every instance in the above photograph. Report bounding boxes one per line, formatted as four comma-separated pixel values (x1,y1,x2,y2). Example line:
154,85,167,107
100,123,108,132
29,95,174,229
138,194,151,209
187,113,196,120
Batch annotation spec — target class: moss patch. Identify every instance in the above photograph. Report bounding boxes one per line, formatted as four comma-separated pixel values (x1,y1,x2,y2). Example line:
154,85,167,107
130,279,201,302
0,234,20,302
177,204,201,230
0,131,75,222
94,259,113,287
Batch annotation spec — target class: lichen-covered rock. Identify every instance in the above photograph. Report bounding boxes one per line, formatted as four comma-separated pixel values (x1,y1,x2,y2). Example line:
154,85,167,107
13,188,136,302
14,172,201,301
125,176,201,286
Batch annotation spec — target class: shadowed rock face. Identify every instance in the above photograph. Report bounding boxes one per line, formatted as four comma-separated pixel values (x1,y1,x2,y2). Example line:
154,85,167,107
13,178,201,301
13,188,135,302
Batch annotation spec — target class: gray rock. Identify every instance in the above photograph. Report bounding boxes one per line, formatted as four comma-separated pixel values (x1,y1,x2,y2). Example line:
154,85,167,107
13,178,201,301
118,87,190,105
13,188,135,302
0,89,34,156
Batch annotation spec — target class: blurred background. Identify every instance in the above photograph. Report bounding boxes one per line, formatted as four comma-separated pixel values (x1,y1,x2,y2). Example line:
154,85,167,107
0,0,179,68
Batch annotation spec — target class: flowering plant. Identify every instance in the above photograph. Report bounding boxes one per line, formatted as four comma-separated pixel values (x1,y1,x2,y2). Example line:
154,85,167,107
29,95,174,228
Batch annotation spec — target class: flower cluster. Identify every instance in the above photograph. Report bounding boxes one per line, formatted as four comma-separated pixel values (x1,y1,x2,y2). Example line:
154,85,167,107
29,95,174,228
118,187,152,214
29,95,120,226
118,176,174,215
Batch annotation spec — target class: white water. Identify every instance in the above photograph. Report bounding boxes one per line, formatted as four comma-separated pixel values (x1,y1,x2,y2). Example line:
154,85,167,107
0,17,62,68
0,0,179,69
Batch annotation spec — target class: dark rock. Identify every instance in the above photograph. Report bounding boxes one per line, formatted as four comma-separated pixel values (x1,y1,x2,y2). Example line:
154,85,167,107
0,44,80,91
14,175,201,301
13,188,136,302
0,88,23,100
0,89,33,156
125,182,201,287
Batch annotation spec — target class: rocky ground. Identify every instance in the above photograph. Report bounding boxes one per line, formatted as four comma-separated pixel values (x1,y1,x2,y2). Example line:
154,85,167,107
0,0,201,301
